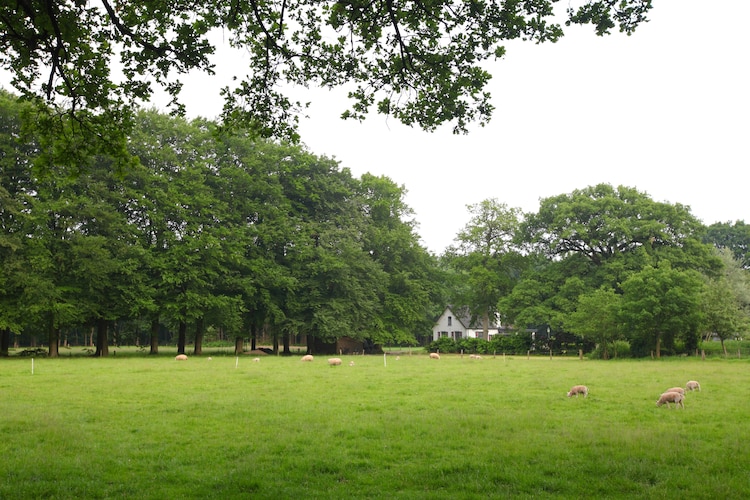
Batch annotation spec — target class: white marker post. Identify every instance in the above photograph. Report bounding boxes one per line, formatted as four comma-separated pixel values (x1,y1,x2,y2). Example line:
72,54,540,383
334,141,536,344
383,352,387,367
31,358,34,375
235,356,239,369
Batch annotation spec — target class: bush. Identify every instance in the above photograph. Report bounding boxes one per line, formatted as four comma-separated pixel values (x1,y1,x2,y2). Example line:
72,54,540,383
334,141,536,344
429,337,458,353
490,332,533,355
589,340,631,359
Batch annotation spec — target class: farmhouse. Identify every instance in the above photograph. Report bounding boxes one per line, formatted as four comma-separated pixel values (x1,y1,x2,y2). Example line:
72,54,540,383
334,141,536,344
432,306,506,341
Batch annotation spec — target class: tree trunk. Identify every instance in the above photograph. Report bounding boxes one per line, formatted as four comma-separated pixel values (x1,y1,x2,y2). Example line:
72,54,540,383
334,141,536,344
0,327,9,357
482,311,489,340
234,336,244,355
721,338,727,358
94,319,109,357
149,317,160,355
655,334,661,359
177,320,187,355
47,314,59,358
272,333,279,355
193,317,204,355
282,333,291,355
250,323,257,351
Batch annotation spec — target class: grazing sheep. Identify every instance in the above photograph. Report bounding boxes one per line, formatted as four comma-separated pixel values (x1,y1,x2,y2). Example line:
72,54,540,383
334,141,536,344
656,391,685,409
567,385,588,398
469,354,482,359
686,380,701,392
252,357,260,362
429,352,440,360
328,357,342,366
665,387,685,395
175,354,188,361
301,354,314,362
349,361,355,366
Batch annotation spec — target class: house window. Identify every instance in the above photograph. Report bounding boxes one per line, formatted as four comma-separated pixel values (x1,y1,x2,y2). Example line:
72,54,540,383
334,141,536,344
454,331,462,339
448,316,452,326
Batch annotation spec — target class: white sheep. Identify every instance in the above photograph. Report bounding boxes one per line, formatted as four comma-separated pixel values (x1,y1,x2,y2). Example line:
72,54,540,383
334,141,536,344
328,357,342,366
252,357,260,362
665,387,685,395
686,380,701,392
175,354,188,361
429,352,440,360
349,360,355,366
301,354,314,362
656,391,685,409
567,385,588,398
469,354,482,360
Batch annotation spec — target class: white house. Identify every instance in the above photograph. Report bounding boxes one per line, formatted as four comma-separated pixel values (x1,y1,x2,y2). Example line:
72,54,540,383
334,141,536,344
432,306,503,341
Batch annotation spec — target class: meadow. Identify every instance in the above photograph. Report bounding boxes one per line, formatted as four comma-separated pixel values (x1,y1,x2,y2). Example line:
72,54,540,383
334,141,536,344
1,351,748,499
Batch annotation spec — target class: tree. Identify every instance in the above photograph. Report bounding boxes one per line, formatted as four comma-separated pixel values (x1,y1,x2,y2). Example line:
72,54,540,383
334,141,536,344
565,287,621,359
704,220,750,269
445,199,525,337
357,173,440,346
700,248,750,355
619,264,704,358
1,1,652,166
523,184,708,268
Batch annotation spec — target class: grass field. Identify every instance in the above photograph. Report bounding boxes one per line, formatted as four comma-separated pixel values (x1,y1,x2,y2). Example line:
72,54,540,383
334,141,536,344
1,352,748,499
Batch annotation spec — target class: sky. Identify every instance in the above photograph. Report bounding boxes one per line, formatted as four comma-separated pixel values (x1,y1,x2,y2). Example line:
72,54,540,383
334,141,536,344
4,1,748,254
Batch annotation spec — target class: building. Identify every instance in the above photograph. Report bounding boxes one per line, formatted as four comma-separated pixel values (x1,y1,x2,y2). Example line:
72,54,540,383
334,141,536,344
432,306,504,341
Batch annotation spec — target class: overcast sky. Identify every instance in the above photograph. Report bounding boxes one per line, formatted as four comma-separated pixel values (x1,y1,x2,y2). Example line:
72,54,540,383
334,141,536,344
5,2,748,254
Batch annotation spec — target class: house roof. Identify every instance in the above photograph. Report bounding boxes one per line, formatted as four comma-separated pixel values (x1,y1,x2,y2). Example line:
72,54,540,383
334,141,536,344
440,305,500,330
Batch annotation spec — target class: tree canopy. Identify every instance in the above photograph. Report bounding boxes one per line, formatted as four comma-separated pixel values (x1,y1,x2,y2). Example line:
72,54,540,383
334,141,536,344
0,90,438,356
1,1,652,167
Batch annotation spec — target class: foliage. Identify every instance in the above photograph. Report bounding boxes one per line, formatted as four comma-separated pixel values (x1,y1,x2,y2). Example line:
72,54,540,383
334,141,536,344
443,199,526,335
1,1,652,167
704,220,750,269
565,287,622,359
588,340,631,359
619,264,704,358
0,93,437,355
429,331,533,355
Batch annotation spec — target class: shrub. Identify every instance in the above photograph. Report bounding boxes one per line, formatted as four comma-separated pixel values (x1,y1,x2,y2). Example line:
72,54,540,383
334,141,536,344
429,337,458,353
490,332,533,355
589,340,631,359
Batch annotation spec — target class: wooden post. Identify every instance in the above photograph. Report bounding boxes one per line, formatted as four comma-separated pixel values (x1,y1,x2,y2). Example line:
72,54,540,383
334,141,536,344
701,349,705,360
579,349,583,360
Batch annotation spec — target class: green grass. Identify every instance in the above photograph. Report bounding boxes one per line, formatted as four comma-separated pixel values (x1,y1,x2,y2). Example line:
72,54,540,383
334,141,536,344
1,353,748,499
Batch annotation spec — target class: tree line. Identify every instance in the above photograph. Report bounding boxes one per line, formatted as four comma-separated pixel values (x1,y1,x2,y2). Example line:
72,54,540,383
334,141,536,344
0,90,443,356
440,191,750,358
2,89,749,358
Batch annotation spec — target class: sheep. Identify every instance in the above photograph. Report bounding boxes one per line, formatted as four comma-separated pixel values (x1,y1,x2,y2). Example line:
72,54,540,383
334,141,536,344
175,354,188,361
252,357,260,362
469,354,482,360
686,380,701,392
349,360,355,366
429,352,440,360
656,391,685,409
665,387,685,395
301,354,314,362
567,385,588,398
328,357,342,366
